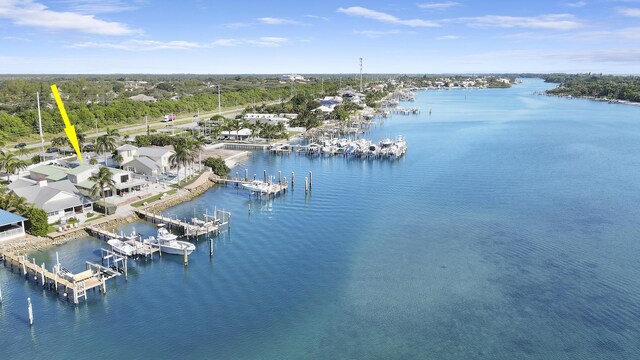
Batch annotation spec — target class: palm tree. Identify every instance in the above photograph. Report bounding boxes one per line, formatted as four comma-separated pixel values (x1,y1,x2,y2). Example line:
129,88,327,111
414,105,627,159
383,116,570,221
2,193,27,213
0,152,17,181
169,142,191,184
192,134,206,170
95,127,119,166
51,136,69,156
8,159,28,180
113,154,124,168
89,166,116,209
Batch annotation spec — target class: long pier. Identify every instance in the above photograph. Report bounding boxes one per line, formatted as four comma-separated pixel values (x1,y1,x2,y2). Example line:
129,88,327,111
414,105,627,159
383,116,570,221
0,249,117,304
214,177,288,197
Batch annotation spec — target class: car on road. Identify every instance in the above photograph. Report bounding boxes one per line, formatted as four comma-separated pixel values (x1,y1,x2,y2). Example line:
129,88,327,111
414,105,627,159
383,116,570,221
203,139,212,144
46,147,58,153
14,143,27,149
193,114,199,118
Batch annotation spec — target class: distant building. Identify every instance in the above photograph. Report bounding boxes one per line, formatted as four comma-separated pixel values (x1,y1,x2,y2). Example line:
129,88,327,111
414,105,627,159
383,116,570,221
281,74,305,82
221,128,251,141
128,94,157,102
243,114,290,126
320,96,343,107
0,209,26,242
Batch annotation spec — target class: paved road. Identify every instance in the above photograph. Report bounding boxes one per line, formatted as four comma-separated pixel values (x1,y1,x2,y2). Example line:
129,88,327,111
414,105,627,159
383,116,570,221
18,106,248,152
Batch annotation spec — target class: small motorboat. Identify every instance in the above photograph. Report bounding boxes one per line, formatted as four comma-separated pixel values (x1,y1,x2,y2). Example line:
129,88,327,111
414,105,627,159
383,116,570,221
149,225,195,255
108,239,137,257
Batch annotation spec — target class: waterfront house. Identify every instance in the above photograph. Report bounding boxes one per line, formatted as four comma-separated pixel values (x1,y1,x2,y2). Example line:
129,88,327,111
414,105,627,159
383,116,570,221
0,209,26,242
10,179,93,224
116,145,175,174
75,167,146,198
221,128,251,141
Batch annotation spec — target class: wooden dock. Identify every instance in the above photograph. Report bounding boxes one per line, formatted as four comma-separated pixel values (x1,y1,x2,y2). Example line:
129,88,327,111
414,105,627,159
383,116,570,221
0,250,118,304
134,208,231,238
214,177,289,197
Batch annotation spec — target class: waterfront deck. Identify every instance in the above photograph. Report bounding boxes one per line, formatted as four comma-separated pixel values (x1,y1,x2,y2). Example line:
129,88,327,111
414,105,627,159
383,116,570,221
134,208,230,237
214,177,288,197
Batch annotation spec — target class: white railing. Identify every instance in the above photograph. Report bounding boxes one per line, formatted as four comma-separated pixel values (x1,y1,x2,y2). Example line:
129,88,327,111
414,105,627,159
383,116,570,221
0,227,24,240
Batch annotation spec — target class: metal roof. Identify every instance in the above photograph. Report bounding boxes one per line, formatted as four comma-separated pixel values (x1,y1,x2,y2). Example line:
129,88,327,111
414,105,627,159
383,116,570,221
0,209,27,226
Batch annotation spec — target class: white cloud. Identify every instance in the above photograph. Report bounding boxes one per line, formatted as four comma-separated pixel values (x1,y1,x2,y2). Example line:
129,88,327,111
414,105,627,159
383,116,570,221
436,34,460,40
53,0,139,14
247,37,288,47
256,17,301,25
304,14,329,21
337,6,439,27
0,0,136,35
465,14,582,30
72,39,204,51
71,37,290,51
617,7,640,16
469,48,640,64
564,1,587,8
417,2,460,10
503,27,640,41
353,29,413,38
212,38,242,46
3,35,32,42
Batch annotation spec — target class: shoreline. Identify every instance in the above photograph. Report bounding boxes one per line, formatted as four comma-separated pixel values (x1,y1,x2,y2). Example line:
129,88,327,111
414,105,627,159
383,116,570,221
544,92,640,107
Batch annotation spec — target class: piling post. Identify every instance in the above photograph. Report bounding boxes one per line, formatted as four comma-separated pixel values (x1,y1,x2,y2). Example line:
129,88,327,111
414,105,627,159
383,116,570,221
245,169,248,182
27,298,33,326
183,248,188,267
291,171,295,188
209,238,214,257
21,258,26,277
309,171,313,189
40,263,45,287
102,278,107,294
278,171,282,185
253,174,256,181
54,273,58,292
0,286,3,303
263,170,267,182
124,256,128,281
305,177,308,194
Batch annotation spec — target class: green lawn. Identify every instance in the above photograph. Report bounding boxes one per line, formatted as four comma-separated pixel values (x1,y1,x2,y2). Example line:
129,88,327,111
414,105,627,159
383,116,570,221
130,189,177,208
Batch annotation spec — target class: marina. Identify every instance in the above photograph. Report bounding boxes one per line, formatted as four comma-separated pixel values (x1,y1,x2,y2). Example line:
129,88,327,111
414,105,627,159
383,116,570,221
3,79,640,359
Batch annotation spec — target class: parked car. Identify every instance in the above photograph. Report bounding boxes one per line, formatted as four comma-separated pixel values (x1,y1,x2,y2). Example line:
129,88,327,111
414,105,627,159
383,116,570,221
14,142,27,149
46,147,58,153
203,139,212,144
83,144,95,151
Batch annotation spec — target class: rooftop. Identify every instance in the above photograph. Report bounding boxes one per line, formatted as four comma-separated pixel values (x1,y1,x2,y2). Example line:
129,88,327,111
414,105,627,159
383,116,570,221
0,209,27,226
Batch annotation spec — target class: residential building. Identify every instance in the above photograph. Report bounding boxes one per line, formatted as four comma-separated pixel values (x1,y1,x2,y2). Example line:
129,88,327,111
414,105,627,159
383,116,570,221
221,128,251,141
116,145,175,174
243,114,290,126
320,96,343,107
11,179,93,224
0,209,26,242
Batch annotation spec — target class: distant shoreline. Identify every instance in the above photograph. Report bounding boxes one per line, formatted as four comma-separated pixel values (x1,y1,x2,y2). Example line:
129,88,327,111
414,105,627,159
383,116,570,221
543,93,640,107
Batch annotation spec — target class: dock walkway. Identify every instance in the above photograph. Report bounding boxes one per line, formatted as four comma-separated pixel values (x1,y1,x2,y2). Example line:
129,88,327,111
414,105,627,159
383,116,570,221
0,249,115,304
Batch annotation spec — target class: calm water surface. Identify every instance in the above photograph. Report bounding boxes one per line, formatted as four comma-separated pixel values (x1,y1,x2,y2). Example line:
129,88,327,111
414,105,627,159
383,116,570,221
2,79,640,359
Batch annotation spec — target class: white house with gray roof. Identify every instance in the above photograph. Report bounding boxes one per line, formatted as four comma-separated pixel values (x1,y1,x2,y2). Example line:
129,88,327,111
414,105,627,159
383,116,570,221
11,179,94,224
116,145,175,175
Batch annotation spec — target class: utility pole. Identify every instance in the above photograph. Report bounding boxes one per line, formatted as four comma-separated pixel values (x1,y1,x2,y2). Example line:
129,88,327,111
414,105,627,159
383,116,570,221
217,85,221,114
359,57,363,93
36,92,45,159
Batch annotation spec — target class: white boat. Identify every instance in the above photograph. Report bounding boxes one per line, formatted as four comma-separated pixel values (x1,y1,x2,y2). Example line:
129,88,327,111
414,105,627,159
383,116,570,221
108,239,137,257
241,180,270,193
149,225,195,255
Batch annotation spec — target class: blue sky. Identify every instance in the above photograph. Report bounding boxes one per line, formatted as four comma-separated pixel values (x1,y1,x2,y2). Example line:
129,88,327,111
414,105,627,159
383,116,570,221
0,0,639,74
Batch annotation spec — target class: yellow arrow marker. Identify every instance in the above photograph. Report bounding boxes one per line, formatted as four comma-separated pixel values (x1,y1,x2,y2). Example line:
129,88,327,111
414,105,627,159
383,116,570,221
51,84,83,163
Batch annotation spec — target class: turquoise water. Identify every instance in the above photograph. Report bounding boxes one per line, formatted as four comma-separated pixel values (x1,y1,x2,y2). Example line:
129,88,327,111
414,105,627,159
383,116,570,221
2,79,640,359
